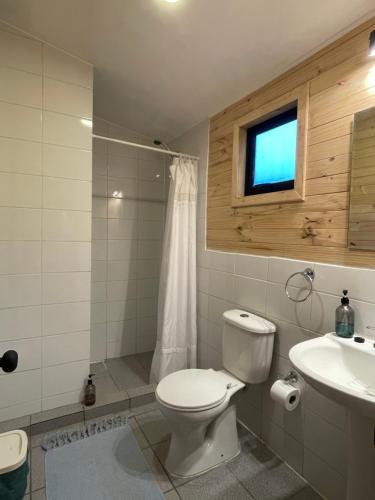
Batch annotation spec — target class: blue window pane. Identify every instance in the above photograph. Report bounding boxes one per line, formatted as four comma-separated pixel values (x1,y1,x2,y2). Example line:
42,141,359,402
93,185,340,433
253,119,297,186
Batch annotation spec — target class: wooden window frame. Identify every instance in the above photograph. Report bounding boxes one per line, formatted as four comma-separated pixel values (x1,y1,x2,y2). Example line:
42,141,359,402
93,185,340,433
232,82,309,207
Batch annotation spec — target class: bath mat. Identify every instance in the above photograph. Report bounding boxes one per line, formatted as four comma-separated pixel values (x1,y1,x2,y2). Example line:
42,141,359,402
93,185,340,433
44,417,165,500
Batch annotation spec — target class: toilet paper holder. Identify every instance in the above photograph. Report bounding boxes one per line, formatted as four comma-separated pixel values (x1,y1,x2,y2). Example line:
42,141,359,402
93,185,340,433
283,371,298,385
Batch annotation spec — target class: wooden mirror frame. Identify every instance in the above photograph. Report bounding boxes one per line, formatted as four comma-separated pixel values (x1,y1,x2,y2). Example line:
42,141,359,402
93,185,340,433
232,82,309,207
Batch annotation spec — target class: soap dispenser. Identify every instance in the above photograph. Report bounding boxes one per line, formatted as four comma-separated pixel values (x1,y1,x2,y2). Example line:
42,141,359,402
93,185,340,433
335,290,354,338
84,374,96,406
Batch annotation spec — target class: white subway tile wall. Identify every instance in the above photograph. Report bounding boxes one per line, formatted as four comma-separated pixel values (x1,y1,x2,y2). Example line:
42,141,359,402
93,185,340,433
170,119,375,500
0,21,93,420
90,117,166,362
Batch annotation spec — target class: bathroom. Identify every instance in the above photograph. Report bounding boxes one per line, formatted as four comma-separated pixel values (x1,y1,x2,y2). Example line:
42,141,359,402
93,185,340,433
0,1,375,499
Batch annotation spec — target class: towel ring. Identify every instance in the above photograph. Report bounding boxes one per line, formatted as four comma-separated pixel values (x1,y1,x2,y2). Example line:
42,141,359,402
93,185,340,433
285,268,315,303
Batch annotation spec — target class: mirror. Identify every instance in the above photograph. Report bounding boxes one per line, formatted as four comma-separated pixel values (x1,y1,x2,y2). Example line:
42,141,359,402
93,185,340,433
348,106,375,250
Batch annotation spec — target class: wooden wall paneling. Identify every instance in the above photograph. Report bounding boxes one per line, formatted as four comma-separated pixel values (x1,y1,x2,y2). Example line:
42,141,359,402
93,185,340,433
207,15,375,268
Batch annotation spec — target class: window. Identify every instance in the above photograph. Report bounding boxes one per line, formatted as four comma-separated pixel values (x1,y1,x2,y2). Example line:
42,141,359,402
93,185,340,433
244,107,297,196
232,83,308,207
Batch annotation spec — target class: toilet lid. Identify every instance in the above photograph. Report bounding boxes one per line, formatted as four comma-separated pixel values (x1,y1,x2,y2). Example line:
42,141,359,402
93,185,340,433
156,369,227,411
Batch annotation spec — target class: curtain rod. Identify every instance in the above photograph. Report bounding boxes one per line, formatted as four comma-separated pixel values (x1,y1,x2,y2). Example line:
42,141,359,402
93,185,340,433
92,134,200,161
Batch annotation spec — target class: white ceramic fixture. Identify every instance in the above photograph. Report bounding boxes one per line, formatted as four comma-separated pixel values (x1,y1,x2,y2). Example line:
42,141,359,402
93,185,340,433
156,309,276,478
289,333,375,500
0,430,28,474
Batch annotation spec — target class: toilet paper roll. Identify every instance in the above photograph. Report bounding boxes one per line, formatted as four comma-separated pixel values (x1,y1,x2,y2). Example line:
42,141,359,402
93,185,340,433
270,380,300,411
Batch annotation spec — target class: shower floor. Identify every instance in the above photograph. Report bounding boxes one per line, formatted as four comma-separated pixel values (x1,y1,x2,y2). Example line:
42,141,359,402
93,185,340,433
91,351,155,403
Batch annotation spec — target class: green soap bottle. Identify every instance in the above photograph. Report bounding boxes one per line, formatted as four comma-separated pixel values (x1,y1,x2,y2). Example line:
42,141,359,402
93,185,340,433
335,290,354,338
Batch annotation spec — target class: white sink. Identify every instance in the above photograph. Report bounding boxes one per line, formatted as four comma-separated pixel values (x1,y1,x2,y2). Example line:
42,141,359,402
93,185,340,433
289,333,375,419
289,333,375,500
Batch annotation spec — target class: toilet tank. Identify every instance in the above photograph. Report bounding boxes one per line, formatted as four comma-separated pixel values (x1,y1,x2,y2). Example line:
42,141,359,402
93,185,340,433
222,309,276,384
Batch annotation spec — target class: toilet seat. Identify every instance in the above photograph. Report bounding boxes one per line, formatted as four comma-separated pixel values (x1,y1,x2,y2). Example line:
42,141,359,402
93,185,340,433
156,369,228,412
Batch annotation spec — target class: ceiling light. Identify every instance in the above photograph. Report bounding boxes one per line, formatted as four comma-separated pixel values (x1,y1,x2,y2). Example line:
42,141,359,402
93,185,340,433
164,0,179,2
370,30,375,57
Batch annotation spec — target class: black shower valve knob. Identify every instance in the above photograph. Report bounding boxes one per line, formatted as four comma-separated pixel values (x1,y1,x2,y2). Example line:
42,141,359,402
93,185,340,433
0,350,18,373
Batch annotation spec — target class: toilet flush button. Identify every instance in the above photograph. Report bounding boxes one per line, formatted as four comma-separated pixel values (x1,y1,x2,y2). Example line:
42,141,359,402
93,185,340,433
240,313,249,318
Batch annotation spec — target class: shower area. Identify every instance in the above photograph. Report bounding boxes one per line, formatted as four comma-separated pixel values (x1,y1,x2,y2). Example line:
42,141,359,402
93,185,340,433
90,118,169,394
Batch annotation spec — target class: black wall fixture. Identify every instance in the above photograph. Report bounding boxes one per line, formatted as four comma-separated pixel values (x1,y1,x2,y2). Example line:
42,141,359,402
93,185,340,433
0,350,18,373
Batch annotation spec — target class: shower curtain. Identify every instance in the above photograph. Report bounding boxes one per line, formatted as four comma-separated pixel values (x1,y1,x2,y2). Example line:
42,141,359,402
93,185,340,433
150,156,198,383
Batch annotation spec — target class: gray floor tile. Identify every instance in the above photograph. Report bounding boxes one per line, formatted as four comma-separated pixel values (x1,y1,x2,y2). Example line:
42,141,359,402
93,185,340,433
136,409,170,445
128,416,149,449
31,488,46,500
106,355,149,390
94,370,123,404
142,447,173,492
164,489,181,500
177,466,253,500
90,361,107,376
290,486,323,500
152,440,192,488
127,383,155,399
23,495,30,500
228,435,307,500
136,351,154,372
30,413,84,448
30,446,45,492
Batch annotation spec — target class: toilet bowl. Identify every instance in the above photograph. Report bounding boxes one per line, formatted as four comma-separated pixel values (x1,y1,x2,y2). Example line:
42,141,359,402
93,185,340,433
156,309,276,478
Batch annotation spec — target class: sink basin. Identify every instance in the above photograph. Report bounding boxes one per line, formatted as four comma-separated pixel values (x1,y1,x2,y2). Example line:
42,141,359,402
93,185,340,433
289,332,375,419
289,333,375,500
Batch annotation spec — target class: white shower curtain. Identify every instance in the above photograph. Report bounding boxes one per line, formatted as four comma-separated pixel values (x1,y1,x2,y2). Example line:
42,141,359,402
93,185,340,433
150,156,198,383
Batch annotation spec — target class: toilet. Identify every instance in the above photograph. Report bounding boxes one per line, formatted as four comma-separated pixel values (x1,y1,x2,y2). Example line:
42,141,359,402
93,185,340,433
155,309,276,478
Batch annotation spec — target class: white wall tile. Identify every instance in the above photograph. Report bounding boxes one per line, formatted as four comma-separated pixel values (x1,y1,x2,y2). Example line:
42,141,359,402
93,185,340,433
108,218,138,240
92,218,107,240
42,242,91,272
0,66,42,108
0,369,41,408
0,337,41,374
235,253,268,280
42,330,90,367
92,175,107,197
0,207,41,240
43,210,91,241
0,274,41,308
108,198,138,219
0,172,42,208
314,263,375,303
0,137,42,175
138,180,164,200
0,29,42,74
91,261,107,282
43,144,92,180
208,270,235,301
234,275,267,314
0,101,42,142
137,240,162,260
92,198,107,218
92,240,107,261
108,299,137,321
44,77,92,118
0,305,41,341
42,301,90,336
108,155,138,178
303,448,346,500
43,45,93,88
42,272,90,304
43,177,91,211
137,259,160,279
266,282,312,328
269,257,315,287
43,111,92,149
137,278,159,298
138,159,164,182
42,359,89,397
137,297,158,318
107,260,137,281
0,399,41,422
90,323,107,362
107,280,137,301
0,241,41,275
108,319,137,343
91,302,107,325
108,177,137,198
138,219,163,240
42,389,81,411
210,251,235,273
108,240,137,261
138,201,164,221
91,282,106,303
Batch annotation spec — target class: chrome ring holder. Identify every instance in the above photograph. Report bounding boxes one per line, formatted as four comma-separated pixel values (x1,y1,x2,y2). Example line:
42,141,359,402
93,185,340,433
285,268,315,303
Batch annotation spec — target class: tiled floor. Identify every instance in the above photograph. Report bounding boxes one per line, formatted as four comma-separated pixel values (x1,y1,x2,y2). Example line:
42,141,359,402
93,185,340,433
91,351,155,403
25,401,322,500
